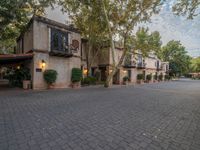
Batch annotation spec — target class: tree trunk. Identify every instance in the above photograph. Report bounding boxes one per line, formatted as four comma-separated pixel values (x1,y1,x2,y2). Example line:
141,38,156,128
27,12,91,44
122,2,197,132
102,0,116,87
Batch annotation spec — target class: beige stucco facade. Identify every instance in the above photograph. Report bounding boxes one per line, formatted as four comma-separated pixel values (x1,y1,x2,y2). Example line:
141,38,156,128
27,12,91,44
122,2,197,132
16,16,82,89
15,15,169,89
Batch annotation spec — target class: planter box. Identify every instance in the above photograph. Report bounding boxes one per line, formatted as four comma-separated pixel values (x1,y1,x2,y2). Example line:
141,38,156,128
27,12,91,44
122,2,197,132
23,80,31,89
71,82,81,88
123,81,129,85
137,80,143,84
48,84,55,89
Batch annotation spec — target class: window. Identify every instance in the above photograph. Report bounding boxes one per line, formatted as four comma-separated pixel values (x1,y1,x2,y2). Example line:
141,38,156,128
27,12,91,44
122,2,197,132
128,70,131,79
157,61,160,68
51,29,68,52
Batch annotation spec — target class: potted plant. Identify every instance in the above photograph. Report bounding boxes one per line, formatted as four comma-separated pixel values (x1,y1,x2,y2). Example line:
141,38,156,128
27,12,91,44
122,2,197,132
158,73,163,82
153,74,158,82
71,68,82,88
146,74,152,83
164,74,170,81
6,67,31,89
137,74,144,84
22,67,31,89
123,76,129,85
43,69,58,89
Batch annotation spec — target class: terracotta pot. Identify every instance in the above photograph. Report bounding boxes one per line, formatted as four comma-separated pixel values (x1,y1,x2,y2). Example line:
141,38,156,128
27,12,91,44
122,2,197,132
123,81,128,85
137,80,143,84
71,82,81,88
48,84,55,89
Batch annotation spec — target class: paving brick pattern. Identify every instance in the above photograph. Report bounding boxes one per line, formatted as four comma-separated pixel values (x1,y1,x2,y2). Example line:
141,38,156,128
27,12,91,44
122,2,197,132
0,79,200,150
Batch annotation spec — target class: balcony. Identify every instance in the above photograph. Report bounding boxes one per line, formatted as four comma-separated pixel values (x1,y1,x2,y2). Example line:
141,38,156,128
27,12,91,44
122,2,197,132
50,48,73,57
124,61,136,68
137,62,146,69
156,66,162,71
124,55,136,68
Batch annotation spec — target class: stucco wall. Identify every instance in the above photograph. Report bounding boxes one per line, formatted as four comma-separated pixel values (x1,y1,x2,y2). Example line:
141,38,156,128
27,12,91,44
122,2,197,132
32,52,81,89
32,52,49,89
98,48,110,65
23,24,33,53
49,56,81,88
33,20,49,51
109,48,123,65
145,57,157,69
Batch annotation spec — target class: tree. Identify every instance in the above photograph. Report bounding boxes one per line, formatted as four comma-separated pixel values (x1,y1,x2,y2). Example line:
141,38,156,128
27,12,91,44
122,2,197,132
60,0,162,87
173,0,200,19
101,0,162,87
160,40,192,76
60,0,108,76
0,0,56,54
133,27,162,57
190,57,200,72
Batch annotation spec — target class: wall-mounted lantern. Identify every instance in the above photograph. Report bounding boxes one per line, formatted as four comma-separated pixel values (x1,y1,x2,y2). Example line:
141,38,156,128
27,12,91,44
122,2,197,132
123,70,127,74
83,68,88,75
41,60,46,68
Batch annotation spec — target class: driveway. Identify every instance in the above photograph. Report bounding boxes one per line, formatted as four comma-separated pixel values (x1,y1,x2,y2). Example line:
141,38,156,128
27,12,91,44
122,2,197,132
0,80,200,150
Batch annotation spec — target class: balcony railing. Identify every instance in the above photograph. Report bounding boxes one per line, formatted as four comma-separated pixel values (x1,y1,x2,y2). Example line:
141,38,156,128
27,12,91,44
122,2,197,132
137,62,146,69
156,66,162,71
50,48,73,57
124,61,136,68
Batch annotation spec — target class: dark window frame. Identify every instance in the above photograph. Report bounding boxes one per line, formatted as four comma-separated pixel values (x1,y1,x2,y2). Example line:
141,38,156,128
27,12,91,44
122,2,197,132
51,28,69,52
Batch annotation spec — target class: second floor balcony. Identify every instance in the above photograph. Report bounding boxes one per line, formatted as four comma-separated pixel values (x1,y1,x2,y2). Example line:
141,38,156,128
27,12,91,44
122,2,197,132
124,60,137,68
137,62,146,69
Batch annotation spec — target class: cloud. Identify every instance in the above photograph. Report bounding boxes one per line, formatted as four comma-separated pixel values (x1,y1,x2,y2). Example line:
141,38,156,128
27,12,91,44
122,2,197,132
145,0,200,57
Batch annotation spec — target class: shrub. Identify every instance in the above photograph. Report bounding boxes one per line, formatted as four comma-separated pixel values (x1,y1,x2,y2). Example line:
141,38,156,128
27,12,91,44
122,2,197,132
159,74,163,81
137,74,144,80
153,74,158,80
7,67,31,87
43,69,58,85
81,76,97,85
94,71,101,81
165,75,170,80
71,68,82,83
146,74,152,81
123,76,129,82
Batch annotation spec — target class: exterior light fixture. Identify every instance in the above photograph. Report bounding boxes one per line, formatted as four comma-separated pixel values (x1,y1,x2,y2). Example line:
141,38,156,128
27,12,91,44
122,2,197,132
123,70,127,73
41,60,46,68
17,66,20,69
83,69,88,75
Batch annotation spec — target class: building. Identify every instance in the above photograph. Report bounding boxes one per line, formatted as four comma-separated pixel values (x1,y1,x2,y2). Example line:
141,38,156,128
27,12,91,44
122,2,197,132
0,15,169,89
82,44,169,84
15,15,82,89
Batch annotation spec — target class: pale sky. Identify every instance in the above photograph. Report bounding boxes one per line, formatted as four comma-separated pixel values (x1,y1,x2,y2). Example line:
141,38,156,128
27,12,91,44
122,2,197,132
45,1,200,57
145,0,200,57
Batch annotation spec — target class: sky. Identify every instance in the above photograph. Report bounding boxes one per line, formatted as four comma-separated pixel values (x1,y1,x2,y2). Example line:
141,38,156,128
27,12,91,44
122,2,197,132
144,0,200,57
45,1,200,57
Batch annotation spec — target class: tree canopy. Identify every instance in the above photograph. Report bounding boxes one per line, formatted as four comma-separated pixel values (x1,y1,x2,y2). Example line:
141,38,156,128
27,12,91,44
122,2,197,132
190,57,200,72
134,27,162,57
0,0,55,54
160,40,192,76
173,0,200,19
60,0,162,87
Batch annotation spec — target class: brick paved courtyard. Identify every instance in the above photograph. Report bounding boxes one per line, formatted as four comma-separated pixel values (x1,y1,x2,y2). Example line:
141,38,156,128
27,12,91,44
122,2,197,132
0,80,200,150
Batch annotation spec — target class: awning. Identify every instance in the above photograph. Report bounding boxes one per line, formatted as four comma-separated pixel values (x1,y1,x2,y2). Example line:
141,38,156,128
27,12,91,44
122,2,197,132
0,53,33,66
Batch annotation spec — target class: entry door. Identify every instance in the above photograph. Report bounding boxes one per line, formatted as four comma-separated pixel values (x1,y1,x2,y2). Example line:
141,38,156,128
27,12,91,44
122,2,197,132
99,67,107,81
